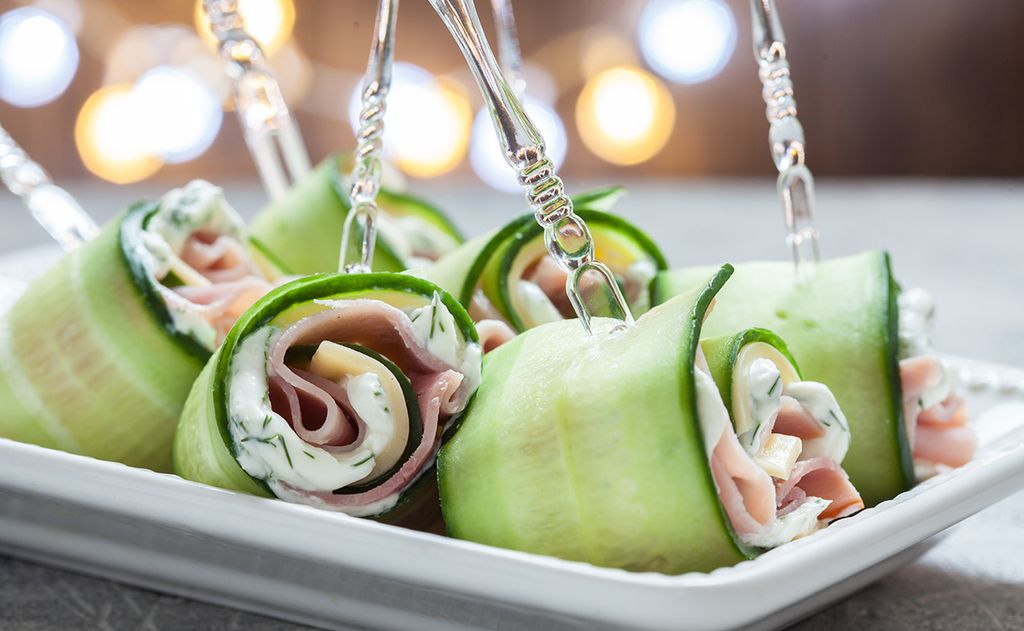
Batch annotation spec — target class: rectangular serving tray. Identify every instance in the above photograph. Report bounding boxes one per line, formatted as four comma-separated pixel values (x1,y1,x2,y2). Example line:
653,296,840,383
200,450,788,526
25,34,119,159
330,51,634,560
1,248,1023,631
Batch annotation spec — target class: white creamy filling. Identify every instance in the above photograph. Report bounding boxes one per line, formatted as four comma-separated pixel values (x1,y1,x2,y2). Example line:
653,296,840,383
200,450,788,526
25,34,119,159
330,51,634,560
128,180,252,351
742,358,783,454
743,498,831,549
783,381,851,463
227,297,482,514
408,292,483,397
694,350,828,548
346,373,396,464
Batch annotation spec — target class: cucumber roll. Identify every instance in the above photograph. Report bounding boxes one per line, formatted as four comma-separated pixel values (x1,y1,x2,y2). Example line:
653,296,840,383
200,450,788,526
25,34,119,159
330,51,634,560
0,181,279,471
173,273,481,522
439,266,863,574
653,251,976,506
249,155,464,274
415,207,667,351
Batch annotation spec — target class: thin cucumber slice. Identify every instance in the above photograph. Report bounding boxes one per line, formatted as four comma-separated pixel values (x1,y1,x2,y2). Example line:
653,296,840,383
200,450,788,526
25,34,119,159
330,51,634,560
439,265,759,573
0,206,206,471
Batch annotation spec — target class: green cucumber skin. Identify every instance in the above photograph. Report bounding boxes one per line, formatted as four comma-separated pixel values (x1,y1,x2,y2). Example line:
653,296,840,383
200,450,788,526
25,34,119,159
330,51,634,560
249,155,461,275
700,328,801,420
0,212,204,471
439,265,755,574
173,272,477,519
653,251,911,507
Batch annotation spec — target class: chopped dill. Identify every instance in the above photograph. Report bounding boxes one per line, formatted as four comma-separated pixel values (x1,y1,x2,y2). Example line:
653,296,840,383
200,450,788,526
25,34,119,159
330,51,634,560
353,453,374,467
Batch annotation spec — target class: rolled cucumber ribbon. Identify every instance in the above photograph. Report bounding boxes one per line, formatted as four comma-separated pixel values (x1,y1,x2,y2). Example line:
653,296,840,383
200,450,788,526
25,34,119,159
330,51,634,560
652,251,910,507
439,266,862,573
249,155,465,274
173,273,481,524
0,181,282,471
415,206,666,348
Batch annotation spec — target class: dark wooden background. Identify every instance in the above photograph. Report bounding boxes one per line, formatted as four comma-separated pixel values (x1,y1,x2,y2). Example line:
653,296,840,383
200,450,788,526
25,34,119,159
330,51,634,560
2,0,1023,184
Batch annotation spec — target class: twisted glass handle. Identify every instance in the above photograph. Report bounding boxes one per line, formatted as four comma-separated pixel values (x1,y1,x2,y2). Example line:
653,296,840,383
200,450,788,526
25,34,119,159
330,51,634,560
0,125,98,251
428,0,633,334
203,0,311,201
751,0,819,274
339,0,398,274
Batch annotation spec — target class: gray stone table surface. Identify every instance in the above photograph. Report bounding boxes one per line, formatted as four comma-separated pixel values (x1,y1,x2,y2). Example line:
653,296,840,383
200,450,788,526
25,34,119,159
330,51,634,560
1,178,1022,630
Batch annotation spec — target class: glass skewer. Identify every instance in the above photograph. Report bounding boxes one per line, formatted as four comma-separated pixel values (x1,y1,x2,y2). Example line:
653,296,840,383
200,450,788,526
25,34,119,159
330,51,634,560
338,0,399,274
0,124,98,251
751,0,820,274
489,0,526,96
202,0,311,202
428,0,632,334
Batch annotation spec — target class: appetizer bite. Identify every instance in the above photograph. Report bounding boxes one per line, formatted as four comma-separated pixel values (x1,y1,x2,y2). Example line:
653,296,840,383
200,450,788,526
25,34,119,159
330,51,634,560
416,206,666,351
653,251,977,506
173,273,481,523
250,156,464,274
0,181,278,471
439,266,863,573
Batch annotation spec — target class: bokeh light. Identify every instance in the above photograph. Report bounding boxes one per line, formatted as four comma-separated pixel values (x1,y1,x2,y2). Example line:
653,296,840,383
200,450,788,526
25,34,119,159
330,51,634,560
638,0,737,84
348,64,472,178
0,7,79,108
576,66,676,166
194,0,295,57
133,66,223,163
470,96,567,192
74,85,163,184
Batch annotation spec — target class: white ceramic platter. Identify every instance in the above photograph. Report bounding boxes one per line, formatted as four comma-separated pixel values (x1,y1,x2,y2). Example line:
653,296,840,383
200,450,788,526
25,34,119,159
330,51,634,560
1,247,1023,631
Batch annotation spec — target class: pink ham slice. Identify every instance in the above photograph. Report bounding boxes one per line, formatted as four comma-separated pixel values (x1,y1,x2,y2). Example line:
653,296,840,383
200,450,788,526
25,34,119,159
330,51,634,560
711,425,777,536
180,230,259,283
476,319,517,353
166,231,273,346
899,355,977,469
774,396,826,440
914,395,975,468
709,390,864,541
265,301,470,509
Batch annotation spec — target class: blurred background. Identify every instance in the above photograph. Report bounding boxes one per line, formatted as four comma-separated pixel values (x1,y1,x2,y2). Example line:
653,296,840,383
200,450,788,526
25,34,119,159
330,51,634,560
2,0,1022,189
1,0,1022,365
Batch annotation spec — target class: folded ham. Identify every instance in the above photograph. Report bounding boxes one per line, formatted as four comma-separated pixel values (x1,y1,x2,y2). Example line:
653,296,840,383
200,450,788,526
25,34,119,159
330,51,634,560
155,231,277,348
702,358,863,545
250,299,476,513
